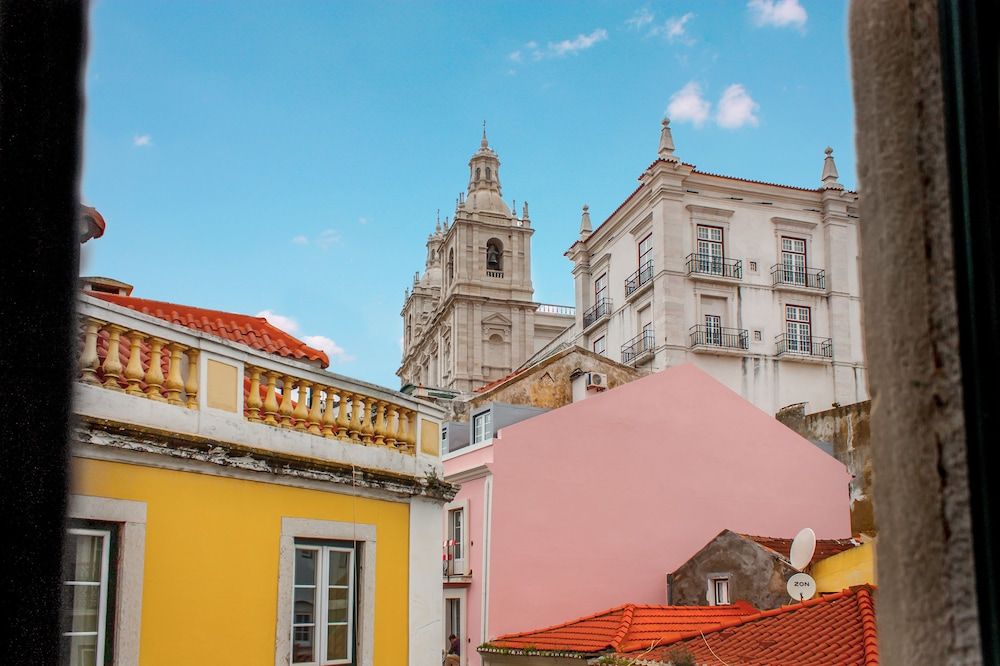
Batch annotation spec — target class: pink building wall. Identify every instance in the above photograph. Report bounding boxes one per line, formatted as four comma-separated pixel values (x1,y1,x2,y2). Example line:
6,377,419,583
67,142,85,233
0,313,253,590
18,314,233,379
445,364,852,661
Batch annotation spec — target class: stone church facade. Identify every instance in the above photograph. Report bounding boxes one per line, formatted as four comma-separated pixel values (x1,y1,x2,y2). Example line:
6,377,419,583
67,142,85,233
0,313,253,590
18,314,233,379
398,131,574,393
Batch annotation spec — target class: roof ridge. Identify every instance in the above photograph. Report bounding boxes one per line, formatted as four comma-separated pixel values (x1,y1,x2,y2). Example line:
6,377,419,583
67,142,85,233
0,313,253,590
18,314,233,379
855,586,880,664
493,604,629,642
610,604,636,651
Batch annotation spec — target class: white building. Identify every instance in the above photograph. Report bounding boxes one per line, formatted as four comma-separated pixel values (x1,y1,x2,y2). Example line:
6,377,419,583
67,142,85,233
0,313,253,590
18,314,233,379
561,119,867,414
398,130,575,393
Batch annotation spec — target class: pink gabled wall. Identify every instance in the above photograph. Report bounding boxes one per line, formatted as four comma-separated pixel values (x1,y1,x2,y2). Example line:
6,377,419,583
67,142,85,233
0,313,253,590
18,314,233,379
443,443,493,666
485,364,852,638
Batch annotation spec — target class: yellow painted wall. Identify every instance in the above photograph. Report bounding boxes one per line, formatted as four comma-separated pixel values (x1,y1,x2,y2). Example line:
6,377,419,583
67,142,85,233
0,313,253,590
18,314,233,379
812,540,876,592
71,457,410,665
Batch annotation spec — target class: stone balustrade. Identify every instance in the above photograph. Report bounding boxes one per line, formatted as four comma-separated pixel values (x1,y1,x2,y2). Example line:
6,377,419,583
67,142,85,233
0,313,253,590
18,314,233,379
76,295,433,459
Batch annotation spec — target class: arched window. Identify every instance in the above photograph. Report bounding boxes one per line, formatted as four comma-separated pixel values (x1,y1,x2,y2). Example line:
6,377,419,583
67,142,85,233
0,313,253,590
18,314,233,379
475,167,481,181
447,248,455,280
486,238,503,272
486,167,492,181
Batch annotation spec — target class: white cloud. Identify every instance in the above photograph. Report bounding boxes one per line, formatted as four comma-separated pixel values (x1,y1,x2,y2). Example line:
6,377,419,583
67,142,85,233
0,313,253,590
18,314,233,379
290,228,342,250
132,134,152,147
302,335,354,364
716,84,760,129
625,8,655,30
256,310,300,335
748,0,807,29
256,310,354,363
509,31,607,65
667,82,711,127
291,235,308,245
658,13,695,43
549,29,608,57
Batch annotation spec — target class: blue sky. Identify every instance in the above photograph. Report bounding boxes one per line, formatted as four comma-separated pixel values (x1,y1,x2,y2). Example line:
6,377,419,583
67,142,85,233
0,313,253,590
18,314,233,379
81,0,855,388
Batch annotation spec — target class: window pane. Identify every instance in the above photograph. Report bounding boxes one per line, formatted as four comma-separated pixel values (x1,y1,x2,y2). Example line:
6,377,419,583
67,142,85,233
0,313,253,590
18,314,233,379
291,625,315,664
328,587,350,623
326,624,350,661
293,588,316,625
62,583,100,633
295,548,317,586
328,550,351,587
61,633,98,666
64,533,103,583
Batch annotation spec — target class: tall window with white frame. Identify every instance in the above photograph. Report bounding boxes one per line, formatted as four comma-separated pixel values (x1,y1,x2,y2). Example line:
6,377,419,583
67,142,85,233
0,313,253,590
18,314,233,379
593,336,606,356
292,542,357,666
445,597,462,664
781,237,807,286
697,225,724,274
472,411,492,445
785,305,812,354
705,314,722,346
62,522,116,666
594,273,608,307
447,507,465,575
638,234,653,285
710,576,731,605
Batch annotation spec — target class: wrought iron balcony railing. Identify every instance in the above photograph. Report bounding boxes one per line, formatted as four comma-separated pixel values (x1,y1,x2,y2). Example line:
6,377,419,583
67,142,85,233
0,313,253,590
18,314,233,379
689,324,749,350
583,297,613,329
770,265,827,290
775,334,833,359
621,329,655,364
685,253,743,280
625,260,654,297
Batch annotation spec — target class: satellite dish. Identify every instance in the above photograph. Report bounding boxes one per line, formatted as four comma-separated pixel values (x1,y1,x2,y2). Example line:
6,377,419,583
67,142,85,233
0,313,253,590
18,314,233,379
786,572,817,601
789,527,816,570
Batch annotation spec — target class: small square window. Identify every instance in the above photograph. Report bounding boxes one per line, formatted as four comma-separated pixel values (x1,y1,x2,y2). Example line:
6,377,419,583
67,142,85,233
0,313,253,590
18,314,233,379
473,412,493,444
709,576,731,606
753,330,762,341
748,260,758,272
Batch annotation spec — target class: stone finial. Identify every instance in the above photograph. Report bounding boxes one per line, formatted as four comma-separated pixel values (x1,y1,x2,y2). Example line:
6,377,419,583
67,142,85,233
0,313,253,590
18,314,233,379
821,146,844,190
443,216,450,231
413,271,419,285
404,287,409,300
522,201,530,220
658,117,678,161
579,204,593,237
481,120,489,149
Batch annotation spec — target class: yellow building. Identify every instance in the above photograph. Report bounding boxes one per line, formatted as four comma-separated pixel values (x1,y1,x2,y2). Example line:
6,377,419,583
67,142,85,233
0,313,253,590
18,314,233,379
66,281,453,665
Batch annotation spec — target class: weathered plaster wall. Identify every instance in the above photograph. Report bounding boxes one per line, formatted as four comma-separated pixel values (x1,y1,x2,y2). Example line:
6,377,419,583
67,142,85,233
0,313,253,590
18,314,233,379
777,401,874,534
467,347,640,413
670,531,797,610
850,1,982,662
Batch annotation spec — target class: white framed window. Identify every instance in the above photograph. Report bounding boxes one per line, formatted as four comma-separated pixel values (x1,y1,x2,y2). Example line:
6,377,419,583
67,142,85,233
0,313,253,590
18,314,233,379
594,273,608,303
697,225,724,274
709,576,731,605
705,314,722,346
638,234,653,268
472,411,492,444
443,588,468,666
786,305,812,353
292,542,357,665
781,237,807,285
62,524,114,666
447,508,466,574
593,336,606,356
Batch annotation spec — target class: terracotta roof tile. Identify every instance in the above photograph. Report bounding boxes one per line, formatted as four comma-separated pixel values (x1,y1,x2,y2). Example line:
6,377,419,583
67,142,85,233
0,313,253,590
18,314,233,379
743,534,859,563
630,586,879,665
89,293,330,367
485,602,757,655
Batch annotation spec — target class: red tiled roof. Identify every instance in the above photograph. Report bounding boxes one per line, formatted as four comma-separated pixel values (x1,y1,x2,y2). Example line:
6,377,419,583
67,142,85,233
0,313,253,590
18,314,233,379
485,602,757,655
629,586,878,666
744,534,859,563
90,293,330,367
474,367,527,393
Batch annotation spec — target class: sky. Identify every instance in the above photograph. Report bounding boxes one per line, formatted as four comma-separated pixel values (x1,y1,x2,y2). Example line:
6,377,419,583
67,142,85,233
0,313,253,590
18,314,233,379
81,0,856,389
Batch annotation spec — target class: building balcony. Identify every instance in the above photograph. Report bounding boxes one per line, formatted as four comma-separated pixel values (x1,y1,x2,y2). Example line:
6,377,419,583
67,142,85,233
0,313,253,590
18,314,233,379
689,324,749,352
685,254,743,281
621,329,655,365
75,294,440,481
775,334,834,360
537,303,576,316
582,297,613,330
625,261,654,299
771,265,827,291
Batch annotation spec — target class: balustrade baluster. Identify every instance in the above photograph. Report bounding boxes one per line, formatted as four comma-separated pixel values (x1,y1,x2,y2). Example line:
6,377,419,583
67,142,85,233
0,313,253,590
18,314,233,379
246,366,263,420
278,375,295,427
163,344,185,405
144,338,166,400
348,394,364,442
335,392,351,439
406,410,418,452
123,331,147,395
373,401,388,445
262,371,280,424
184,349,199,409
101,325,127,391
320,388,338,437
385,406,399,447
293,380,312,430
79,318,102,383
307,384,324,435
361,398,375,444
394,406,407,448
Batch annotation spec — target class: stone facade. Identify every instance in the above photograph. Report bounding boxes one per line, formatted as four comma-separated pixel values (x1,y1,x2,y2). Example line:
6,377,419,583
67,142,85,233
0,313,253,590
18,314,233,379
561,121,868,415
399,131,574,393
776,400,874,535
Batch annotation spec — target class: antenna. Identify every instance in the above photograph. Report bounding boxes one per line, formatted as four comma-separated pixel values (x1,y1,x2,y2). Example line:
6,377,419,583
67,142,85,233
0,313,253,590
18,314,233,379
786,527,818,602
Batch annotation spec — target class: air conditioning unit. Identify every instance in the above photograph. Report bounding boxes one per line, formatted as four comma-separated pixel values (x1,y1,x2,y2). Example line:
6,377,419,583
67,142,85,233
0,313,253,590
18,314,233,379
585,372,608,391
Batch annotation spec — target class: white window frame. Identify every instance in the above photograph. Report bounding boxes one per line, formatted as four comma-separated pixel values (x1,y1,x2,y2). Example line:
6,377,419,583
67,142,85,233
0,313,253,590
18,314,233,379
292,544,356,666
785,304,812,353
593,336,607,356
446,500,469,576
707,574,731,606
62,526,112,666
704,314,722,346
594,273,608,304
276,518,376,666
472,411,493,445
781,236,807,285
66,495,146,666
443,588,468,666
696,225,725,274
